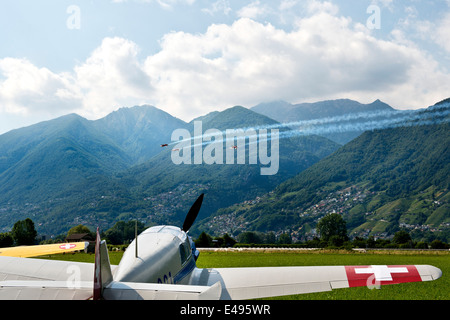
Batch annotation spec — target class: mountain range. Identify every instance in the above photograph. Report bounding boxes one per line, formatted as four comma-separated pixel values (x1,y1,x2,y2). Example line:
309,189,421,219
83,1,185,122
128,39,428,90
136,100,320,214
0,98,448,243
197,100,450,242
251,99,395,144
0,103,340,235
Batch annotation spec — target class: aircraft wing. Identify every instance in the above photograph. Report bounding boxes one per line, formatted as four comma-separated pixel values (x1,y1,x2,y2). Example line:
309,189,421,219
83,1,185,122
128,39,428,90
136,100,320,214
0,279,222,300
0,240,221,300
0,254,220,300
0,255,96,300
102,281,222,300
194,265,442,300
0,255,442,300
0,280,94,300
0,242,89,258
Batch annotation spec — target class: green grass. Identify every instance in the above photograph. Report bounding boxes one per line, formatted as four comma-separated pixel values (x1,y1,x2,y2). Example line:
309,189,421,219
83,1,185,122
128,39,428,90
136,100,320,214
41,249,449,300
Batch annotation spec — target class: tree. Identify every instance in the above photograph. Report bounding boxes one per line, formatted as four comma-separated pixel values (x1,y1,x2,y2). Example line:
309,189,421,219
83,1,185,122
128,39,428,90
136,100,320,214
222,234,237,247
11,218,37,245
328,235,345,247
316,213,348,244
237,231,263,244
430,239,448,249
68,225,94,237
104,221,145,245
415,241,428,249
352,237,367,248
393,230,412,245
264,232,276,244
278,233,292,244
366,236,376,248
195,232,213,247
0,233,13,247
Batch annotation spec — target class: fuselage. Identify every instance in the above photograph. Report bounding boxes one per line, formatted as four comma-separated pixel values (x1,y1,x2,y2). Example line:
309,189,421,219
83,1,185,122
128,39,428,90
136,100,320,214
113,226,198,285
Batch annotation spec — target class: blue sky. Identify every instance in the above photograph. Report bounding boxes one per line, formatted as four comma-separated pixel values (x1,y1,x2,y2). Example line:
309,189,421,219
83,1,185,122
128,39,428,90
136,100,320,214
1,0,449,133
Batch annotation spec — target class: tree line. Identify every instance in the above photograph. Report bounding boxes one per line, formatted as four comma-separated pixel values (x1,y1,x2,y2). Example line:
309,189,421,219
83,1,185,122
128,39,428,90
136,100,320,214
1,216,448,250
197,213,449,250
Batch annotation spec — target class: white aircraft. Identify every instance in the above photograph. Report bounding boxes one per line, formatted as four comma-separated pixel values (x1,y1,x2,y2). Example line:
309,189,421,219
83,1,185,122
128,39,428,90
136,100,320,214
0,194,442,300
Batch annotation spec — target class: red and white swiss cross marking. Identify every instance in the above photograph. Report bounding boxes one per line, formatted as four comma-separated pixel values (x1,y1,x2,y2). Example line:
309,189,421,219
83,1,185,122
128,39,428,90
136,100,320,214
59,244,77,250
345,265,422,287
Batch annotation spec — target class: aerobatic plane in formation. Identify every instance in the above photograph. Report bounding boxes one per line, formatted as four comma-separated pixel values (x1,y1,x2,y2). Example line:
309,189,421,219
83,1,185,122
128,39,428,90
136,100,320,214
0,194,442,300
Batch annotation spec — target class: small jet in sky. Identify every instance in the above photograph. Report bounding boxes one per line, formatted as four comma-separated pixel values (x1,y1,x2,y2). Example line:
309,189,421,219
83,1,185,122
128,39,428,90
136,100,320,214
161,144,169,147
0,194,443,300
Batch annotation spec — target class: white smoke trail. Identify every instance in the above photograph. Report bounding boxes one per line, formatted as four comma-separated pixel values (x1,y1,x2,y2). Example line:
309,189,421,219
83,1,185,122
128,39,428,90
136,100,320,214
278,106,450,139
171,104,450,150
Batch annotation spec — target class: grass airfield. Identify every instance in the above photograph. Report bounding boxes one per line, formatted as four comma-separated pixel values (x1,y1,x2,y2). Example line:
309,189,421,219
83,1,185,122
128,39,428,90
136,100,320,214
40,248,449,300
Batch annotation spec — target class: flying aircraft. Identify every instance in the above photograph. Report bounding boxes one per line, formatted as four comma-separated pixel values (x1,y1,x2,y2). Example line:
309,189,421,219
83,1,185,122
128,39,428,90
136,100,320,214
161,144,169,147
0,194,442,300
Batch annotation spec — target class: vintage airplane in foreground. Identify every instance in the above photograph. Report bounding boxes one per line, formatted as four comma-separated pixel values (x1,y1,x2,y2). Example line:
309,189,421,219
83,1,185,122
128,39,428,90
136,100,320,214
0,194,442,300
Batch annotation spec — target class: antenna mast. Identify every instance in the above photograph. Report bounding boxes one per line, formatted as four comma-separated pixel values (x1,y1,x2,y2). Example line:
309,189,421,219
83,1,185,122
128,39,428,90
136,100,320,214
135,220,138,258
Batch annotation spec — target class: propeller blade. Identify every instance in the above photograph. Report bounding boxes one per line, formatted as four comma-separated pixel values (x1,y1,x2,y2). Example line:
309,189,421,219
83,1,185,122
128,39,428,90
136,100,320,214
182,193,204,232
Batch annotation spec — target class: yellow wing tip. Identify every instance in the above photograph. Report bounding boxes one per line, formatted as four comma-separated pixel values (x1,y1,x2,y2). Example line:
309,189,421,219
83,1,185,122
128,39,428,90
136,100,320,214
0,242,90,258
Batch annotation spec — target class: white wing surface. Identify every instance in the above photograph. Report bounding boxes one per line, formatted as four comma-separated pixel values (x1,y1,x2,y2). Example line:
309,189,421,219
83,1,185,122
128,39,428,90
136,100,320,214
0,256,96,300
191,265,442,300
0,280,93,300
102,281,222,300
0,254,442,300
0,256,94,282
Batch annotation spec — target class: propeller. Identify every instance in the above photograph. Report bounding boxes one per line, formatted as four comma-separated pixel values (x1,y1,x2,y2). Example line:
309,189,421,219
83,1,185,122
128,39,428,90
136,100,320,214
182,193,204,232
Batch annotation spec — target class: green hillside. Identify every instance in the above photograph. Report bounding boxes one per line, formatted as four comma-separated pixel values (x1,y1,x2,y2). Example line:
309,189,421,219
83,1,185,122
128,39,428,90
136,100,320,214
0,105,339,235
1,100,447,240
93,105,188,164
122,106,339,229
199,104,450,242
0,114,131,204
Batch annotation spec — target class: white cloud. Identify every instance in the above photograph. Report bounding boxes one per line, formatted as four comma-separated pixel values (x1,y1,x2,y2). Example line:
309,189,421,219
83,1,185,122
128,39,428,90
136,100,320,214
279,0,299,11
1,8,449,128
371,0,394,12
392,6,450,55
237,1,271,20
0,37,153,121
155,0,196,9
143,14,450,116
202,0,232,16
0,58,80,116
74,37,152,119
433,12,450,53
306,0,339,15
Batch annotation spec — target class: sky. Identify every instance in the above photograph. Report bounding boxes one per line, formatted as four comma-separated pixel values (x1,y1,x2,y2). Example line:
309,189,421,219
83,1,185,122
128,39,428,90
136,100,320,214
0,0,449,134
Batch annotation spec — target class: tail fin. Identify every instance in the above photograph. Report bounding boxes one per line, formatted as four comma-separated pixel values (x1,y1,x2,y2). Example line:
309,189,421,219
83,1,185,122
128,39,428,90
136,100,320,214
93,228,113,300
